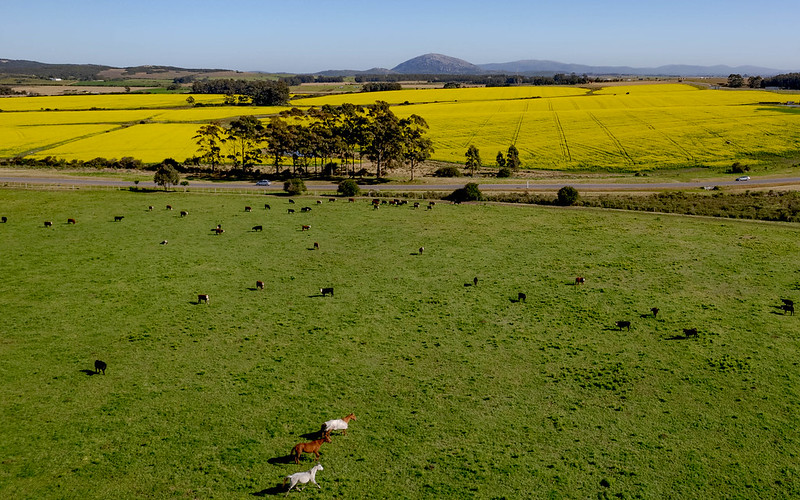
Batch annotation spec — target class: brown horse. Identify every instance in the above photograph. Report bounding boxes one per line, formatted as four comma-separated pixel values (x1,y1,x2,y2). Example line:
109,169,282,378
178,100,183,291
291,434,332,464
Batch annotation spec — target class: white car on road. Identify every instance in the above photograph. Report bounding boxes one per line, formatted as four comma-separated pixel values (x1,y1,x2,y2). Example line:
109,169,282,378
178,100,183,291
255,179,271,186
735,176,750,181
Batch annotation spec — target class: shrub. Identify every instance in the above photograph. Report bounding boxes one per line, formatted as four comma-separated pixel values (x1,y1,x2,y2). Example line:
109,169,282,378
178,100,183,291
337,179,361,197
557,186,579,206
284,178,307,195
447,182,483,202
434,166,462,177
497,167,512,178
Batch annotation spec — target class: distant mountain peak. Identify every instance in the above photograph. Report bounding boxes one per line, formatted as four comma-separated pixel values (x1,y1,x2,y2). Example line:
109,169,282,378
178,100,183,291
392,53,482,75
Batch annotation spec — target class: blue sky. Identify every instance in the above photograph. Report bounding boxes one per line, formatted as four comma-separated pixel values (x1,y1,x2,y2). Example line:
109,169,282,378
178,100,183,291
2,0,799,72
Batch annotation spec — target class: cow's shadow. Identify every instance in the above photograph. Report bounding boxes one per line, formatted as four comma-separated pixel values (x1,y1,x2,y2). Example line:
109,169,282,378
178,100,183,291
251,484,285,496
307,294,325,298
247,287,259,291
80,369,98,376
664,335,694,340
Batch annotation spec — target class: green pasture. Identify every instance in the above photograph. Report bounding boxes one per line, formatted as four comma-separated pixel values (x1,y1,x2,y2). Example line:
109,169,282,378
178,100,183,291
1,189,800,498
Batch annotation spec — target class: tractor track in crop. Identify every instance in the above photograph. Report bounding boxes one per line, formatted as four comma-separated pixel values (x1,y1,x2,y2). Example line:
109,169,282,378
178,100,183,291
549,101,571,163
587,112,634,166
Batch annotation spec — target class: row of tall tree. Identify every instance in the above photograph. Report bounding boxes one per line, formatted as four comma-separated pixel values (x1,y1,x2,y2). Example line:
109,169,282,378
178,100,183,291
193,102,433,179
190,79,290,106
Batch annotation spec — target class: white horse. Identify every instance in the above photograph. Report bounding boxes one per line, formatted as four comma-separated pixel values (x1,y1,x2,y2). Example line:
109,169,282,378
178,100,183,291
321,413,356,436
283,463,323,495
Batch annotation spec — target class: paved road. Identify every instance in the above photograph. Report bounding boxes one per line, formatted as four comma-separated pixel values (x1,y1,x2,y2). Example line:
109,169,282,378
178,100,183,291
3,175,800,191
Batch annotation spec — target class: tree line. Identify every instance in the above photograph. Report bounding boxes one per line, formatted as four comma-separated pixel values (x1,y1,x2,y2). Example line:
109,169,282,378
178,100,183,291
193,101,433,179
353,73,594,86
190,79,290,106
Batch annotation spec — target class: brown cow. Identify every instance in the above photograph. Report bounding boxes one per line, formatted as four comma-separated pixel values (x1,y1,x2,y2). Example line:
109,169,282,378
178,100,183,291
214,228,224,235
313,242,320,250
301,225,311,231
166,205,173,210
349,198,355,203
67,218,76,224
256,280,264,290
575,277,586,285
245,206,252,212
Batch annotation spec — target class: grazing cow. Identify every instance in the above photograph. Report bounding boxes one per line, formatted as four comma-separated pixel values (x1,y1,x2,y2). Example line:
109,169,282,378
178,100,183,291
321,413,357,436
214,227,224,235
373,204,379,210
782,304,795,316
44,221,53,228
301,207,312,212
284,463,323,495
616,320,631,331
148,206,153,211
180,211,188,217
518,292,527,302
291,435,331,465
651,307,660,318
114,216,124,222
320,287,334,297
198,294,210,304
413,202,420,209
429,201,436,206
683,328,698,338
329,198,336,202
160,240,168,245
256,280,264,290
349,198,355,203
575,277,586,285
313,242,319,250
302,225,311,231
1,216,6,223
782,299,794,307
418,247,424,254
166,205,173,210
372,199,380,206
426,205,433,210
288,209,295,214
264,204,271,210
474,277,478,286
252,225,263,232
245,206,252,212
94,359,107,375
67,218,77,224
289,199,295,204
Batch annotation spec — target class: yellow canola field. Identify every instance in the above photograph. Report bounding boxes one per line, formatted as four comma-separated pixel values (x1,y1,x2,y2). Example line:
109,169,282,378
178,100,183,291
381,84,800,170
29,123,202,163
0,124,119,157
296,86,588,107
4,84,800,170
0,93,224,112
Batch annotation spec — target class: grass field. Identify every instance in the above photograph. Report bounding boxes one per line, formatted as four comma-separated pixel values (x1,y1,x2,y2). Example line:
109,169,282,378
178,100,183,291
1,84,799,170
2,189,800,498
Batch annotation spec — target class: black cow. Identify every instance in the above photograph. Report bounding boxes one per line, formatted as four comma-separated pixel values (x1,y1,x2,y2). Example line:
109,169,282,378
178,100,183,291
320,287,334,297
252,225,263,232
616,320,631,331
683,328,698,338
517,292,526,302
114,216,124,222
782,304,795,316
94,360,107,375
